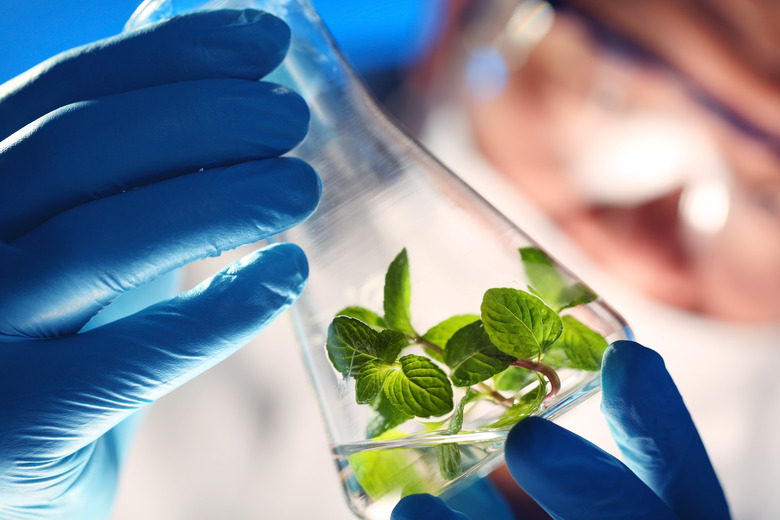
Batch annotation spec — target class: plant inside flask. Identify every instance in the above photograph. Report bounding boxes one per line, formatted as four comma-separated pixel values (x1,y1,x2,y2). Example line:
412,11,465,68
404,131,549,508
326,247,609,505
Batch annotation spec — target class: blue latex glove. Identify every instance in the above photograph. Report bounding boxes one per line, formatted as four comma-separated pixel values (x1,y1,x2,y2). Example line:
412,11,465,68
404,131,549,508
392,341,731,520
0,9,321,519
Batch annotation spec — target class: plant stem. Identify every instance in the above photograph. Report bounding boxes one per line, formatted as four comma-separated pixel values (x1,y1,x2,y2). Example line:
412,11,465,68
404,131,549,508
415,335,444,357
511,359,560,401
477,382,513,407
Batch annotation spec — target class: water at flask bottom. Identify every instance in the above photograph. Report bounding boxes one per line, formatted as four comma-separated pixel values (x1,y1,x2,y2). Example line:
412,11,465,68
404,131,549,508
332,430,508,520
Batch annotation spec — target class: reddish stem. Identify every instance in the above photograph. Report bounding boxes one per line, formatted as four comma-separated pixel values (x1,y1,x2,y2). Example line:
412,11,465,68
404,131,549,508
511,359,560,401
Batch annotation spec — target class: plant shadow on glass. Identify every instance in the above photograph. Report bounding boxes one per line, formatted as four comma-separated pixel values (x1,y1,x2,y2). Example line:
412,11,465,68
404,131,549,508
327,247,607,502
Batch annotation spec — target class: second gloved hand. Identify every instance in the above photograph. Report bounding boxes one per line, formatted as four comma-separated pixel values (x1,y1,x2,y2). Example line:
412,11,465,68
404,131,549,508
392,341,731,520
0,9,320,519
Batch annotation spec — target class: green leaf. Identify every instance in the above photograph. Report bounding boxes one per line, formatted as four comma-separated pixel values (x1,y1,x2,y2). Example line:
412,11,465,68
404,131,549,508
540,341,568,367
481,288,563,359
335,306,386,329
326,317,407,379
447,388,475,434
553,315,608,371
384,355,454,418
559,285,598,311
436,443,462,481
384,249,414,334
444,321,516,387
519,247,597,311
375,329,408,364
494,366,538,393
519,247,567,305
326,316,381,377
422,314,480,350
489,382,545,429
355,361,392,404
366,393,412,438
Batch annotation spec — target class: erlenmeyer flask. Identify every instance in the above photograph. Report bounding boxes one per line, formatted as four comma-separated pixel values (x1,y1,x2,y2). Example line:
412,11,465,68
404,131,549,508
129,1,632,518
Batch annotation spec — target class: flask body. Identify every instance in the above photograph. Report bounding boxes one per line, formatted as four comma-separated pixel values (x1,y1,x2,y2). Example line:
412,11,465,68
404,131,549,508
128,1,632,517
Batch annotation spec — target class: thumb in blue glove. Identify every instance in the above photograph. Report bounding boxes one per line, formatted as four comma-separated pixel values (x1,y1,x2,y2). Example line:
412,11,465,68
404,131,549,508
0,9,321,519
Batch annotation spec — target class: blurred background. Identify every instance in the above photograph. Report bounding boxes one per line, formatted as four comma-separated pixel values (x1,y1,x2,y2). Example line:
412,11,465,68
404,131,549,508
3,0,780,518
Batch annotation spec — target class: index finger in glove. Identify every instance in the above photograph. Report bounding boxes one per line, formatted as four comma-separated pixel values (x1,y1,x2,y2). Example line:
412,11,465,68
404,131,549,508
504,417,677,520
0,9,290,139
601,341,731,520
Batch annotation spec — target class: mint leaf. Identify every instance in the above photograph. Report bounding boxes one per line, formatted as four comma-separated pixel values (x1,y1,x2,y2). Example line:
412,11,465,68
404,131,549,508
336,306,387,329
356,361,392,404
447,388,474,434
444,321,516,387
519,247,567,305
375,329,408,364
436,443,462,480
326,316,381,377
553,315,608,371
494,366,537,392
481,288,563,359
384,249,414,334
519,247,596,311
489,382,545,429
384,355,454,418
540,340,568,367
366,393,412,438
326,317,408,379
422,314,480,350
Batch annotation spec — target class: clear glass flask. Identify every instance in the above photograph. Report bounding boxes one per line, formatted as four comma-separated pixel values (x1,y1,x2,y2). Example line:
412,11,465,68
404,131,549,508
128,1,632,518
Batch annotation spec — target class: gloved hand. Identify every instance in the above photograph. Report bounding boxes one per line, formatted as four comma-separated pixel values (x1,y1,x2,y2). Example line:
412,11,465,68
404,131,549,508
392,340,731,520
0,9,321,519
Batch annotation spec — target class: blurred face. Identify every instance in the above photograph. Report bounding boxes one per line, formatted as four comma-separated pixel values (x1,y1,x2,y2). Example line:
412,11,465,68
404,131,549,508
457,0,780,321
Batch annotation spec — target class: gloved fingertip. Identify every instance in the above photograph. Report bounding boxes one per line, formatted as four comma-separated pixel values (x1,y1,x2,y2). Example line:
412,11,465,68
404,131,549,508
391,494,470,520
603,340,665,378
278,156,322,217
230,8,290,41
271,84,311,148
125,242,310,357
505,416,550,454
230,241,309,296
601,340,678,421
228,9,291,74
174,8,292,72
504,417,565,491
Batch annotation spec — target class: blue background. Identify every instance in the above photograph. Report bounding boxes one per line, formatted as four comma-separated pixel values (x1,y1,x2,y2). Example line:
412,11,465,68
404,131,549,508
0,0,445,84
